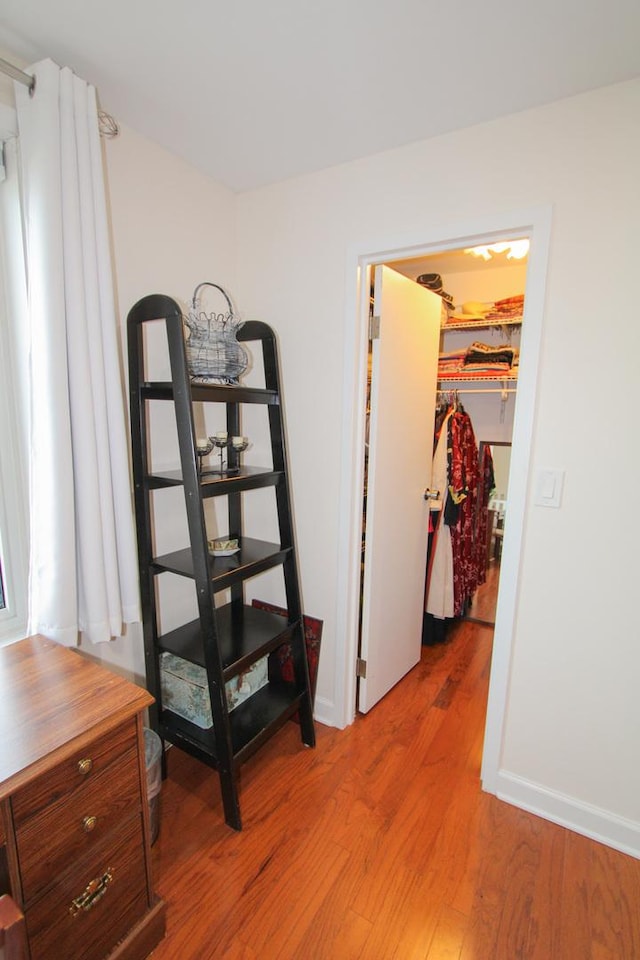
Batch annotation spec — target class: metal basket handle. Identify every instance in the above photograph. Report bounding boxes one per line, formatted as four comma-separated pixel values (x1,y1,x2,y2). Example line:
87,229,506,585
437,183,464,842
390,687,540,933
191,282,234,316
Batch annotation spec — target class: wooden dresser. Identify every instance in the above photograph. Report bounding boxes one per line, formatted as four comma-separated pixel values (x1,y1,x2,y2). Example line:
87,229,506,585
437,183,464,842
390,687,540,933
0,635,166,960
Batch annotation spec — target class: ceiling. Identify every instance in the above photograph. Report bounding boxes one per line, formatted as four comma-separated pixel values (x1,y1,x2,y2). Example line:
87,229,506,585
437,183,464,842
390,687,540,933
1,0,639,193
391,244,528,281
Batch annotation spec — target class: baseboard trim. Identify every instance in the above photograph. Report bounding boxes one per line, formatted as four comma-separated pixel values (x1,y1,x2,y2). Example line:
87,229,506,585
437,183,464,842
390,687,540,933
496,771,640,859
312,695,335,728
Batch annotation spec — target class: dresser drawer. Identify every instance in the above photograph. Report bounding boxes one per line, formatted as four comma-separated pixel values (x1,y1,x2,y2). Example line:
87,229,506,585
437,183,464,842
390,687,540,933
16,742,142,904
11,720,138,827
26,813,149,960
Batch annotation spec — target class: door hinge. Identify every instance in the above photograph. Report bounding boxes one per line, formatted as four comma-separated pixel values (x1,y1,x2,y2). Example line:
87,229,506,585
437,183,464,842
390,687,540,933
369,315,380,341
356,657,367,679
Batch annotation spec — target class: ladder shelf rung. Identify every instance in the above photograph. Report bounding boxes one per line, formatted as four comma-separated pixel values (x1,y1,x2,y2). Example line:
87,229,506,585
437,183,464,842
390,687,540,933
151,538,289,589
146,466,282,494
158,603,296,679
141,381,279,405
160,682,304,764
230,683,304,763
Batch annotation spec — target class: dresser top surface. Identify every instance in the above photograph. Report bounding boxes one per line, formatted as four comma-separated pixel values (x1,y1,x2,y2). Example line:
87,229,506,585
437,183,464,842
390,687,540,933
0,635,153,797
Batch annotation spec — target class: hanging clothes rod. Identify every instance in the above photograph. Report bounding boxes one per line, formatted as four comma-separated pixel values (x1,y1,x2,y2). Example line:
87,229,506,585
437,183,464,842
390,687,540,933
438,387,517,396
0,57,35,94
452,387,517,395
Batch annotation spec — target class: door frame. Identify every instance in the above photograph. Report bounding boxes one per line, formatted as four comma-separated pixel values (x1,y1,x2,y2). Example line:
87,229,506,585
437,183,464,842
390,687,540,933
334,206,552,794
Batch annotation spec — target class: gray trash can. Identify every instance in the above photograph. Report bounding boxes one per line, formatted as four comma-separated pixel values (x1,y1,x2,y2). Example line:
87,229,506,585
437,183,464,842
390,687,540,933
143,728,162,845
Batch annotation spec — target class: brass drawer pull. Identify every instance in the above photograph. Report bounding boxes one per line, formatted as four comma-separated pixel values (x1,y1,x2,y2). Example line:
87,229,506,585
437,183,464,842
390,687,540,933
82,815,98,833
69,870,113,916
77,758,93,776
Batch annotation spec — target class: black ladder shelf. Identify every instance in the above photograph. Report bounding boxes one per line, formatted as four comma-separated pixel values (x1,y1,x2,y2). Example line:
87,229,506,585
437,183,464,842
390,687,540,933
127,294,315,830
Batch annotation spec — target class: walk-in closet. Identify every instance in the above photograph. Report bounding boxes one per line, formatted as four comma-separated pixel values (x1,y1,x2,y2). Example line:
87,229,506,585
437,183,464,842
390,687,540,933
357,239,528,714
399,242,526,644
398,241,527,639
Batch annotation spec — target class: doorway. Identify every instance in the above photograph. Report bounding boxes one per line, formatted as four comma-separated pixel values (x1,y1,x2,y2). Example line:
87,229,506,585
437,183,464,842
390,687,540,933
392,245,526,633
357,243,526,708
335,207,551,794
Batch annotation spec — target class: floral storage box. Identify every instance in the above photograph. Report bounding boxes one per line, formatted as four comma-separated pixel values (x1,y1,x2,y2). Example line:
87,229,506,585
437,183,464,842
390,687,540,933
160,651,268,729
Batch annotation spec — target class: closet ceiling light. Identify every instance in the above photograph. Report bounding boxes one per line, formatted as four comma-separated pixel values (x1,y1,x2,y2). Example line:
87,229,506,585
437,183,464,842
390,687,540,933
464,240,530,261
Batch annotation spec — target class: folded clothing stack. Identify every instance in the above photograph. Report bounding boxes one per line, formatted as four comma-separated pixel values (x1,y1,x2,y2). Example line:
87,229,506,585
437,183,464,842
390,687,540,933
483,294,525,322
437,348,467,377
438,341,519,378
463,341,518,372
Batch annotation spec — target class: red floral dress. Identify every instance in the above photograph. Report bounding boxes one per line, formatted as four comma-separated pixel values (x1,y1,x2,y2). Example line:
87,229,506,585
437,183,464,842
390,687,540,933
447,410,480,617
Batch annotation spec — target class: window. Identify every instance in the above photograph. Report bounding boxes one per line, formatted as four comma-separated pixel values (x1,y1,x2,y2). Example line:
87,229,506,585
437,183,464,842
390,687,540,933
0,110,29,644
0,313,29,640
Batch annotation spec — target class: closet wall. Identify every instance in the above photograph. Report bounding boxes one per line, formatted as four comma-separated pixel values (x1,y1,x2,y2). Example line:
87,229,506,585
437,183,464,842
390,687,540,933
438,259,526,443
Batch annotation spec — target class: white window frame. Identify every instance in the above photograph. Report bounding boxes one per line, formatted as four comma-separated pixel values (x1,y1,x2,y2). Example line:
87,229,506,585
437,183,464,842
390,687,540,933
0,103,29,644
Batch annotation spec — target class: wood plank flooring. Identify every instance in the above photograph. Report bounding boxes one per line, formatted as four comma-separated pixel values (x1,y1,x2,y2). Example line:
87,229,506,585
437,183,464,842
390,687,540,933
149,620,640,959
464,562,499,625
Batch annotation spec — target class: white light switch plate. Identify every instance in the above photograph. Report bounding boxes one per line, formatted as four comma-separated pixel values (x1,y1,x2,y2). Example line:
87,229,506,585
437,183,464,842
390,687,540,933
534,467,565,508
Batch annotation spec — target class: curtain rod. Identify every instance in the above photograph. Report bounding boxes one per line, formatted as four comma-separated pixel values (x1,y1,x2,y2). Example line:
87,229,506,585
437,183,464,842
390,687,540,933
0,56,119,137
0,56,35,94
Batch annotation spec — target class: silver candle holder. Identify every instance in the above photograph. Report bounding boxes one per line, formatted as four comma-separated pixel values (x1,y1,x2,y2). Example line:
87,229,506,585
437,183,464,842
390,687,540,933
195,437,214,475
194,433,250,476
204,432,250,475
230,435,249,456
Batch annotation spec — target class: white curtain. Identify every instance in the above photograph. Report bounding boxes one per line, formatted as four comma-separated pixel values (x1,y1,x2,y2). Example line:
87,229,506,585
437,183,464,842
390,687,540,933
15,59,140,646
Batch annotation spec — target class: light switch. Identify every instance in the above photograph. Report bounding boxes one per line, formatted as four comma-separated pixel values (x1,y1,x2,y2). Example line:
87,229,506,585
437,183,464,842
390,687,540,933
534,468,564,508
541,472,556,499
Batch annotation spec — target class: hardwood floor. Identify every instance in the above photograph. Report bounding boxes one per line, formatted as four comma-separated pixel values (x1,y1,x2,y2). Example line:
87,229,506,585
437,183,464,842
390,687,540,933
149,620,640,959
464,562,500,625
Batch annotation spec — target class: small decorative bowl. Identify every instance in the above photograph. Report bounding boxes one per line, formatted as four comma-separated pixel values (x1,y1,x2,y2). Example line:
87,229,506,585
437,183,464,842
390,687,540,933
209,537,240,557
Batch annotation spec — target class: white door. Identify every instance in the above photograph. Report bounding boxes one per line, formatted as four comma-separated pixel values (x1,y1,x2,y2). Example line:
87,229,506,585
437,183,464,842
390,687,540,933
359,265,441,712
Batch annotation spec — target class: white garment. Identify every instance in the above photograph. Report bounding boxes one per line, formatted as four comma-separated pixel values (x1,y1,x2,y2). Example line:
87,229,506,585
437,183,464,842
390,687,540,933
426,413,454,619
429,411,451,515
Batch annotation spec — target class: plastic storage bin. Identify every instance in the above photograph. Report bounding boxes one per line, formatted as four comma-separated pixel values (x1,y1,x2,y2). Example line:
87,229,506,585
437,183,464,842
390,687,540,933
143,728,162,844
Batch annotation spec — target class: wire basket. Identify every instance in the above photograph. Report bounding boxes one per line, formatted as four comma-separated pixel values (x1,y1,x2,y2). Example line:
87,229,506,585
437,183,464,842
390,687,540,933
184,282,248,384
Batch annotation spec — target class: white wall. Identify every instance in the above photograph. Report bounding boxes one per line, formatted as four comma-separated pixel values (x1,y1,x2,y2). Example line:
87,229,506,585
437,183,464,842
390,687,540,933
103,124,237,318
80,123,237,681
235,80,640,851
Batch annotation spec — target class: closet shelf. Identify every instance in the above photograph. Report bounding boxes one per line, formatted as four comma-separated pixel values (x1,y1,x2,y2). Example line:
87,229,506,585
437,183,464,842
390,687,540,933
438,374,518,383
441,317,523,332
